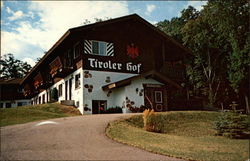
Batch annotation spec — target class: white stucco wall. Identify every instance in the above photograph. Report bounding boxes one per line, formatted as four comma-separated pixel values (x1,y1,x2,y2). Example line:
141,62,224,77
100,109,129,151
124,78,164,108
31,68,84,113
82,70,163,114
30,68,164,115
82,70,137,113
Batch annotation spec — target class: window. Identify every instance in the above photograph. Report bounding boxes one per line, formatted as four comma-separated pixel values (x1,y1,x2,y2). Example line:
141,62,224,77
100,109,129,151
17,102,22,106
6,103,11,108
46,92,49,102
154,91,163,103
75,74,81,89
92,41,107,56
74,43,81,59
17,88,24,93
64,49,73,68
0,103,3,108
39,96,41,104
59,84,63,97
42,94,45,104
84,40,114,56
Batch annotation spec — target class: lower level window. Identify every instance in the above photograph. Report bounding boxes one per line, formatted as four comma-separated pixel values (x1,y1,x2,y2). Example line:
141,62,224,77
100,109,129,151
6,103,11,108
75,74,81,89
59,84,63,97
17,102,22,106
155,91,163,103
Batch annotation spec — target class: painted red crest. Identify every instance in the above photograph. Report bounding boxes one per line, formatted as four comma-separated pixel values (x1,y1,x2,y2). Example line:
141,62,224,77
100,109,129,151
127,44,139,59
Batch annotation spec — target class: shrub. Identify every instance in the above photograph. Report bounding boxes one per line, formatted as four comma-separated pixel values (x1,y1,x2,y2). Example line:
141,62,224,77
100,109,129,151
143,110,169,133
143,109,156,132
125,115,144,128
214,110,250,139
105,107,122,114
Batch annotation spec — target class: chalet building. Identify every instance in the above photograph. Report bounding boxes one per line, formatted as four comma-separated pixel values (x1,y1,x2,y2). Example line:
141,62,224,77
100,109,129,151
0,78,31,108
21,14,190,114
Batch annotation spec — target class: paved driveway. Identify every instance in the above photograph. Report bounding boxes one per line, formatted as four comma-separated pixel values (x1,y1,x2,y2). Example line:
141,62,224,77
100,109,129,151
1,114,184,160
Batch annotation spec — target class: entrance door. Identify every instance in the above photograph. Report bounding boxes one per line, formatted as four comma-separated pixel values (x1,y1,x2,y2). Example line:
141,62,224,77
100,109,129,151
92,100,107,114
144,84,167,112
65,80,68,100
69,78,72,100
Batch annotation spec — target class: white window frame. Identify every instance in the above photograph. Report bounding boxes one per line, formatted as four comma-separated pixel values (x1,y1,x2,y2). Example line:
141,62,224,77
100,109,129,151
75,73,81,89
74,42,81,59
91,40,108,56
154,91,163,103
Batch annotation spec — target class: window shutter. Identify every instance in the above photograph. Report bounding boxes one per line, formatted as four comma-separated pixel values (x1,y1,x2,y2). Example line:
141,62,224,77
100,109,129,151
106,42,114,56
84,40,92,54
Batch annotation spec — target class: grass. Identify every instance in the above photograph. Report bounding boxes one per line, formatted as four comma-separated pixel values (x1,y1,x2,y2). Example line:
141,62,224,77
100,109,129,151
106,111,249,161
0,103,81,127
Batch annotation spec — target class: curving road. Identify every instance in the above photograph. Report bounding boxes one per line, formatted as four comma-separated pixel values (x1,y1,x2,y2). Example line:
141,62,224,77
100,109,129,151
1,114,184,160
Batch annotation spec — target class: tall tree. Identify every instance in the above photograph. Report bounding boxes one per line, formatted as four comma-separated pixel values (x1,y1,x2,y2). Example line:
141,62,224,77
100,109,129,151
156,6,200,44
204,0,250,112
0,53,32,79
157,1,249,111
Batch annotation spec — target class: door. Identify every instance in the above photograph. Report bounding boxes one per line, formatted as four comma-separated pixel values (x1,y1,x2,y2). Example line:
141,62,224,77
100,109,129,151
144,84,167,112
65,80,68,100
92,100,107,114
69,78,72,100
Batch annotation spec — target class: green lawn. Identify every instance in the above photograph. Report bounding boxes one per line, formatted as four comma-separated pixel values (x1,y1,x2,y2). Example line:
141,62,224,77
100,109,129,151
106,111,249,161
0,103,81,127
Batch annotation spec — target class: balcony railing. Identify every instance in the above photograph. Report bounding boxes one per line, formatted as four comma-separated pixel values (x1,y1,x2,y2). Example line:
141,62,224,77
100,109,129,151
49,56,74,78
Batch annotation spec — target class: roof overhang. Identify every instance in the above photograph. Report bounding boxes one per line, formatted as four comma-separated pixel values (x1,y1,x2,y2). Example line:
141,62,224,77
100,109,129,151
102,70,182,91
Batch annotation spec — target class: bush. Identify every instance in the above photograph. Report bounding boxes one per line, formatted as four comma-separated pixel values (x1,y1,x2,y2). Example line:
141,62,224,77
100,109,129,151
143,109,169,133
214,110,250,139
105,107,122,114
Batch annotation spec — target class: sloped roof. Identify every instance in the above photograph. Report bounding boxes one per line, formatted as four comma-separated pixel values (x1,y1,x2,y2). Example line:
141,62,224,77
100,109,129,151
102,70,182,91
21,14,191,84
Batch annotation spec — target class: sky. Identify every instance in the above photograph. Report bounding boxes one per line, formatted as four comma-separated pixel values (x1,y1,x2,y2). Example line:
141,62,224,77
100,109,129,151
1,1,207,67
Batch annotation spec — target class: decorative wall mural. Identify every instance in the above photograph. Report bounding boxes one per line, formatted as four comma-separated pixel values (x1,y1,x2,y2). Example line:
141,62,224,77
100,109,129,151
84,104,91,111
105,76,111,83
84,71,92,78
139,89,144,96
84,84,93,92
107,90,112,97
127,43,139,59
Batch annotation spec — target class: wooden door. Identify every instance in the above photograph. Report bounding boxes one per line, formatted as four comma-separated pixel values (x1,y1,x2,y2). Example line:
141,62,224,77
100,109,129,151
144,84,167,112
65,80,68,100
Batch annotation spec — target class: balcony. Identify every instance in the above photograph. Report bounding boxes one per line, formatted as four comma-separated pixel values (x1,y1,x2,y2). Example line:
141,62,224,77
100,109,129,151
50,56,74,78
33,72,53,90
160,61,186,81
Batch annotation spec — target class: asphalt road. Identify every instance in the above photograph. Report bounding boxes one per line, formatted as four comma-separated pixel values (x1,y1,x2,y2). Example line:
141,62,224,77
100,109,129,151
1,114,184,160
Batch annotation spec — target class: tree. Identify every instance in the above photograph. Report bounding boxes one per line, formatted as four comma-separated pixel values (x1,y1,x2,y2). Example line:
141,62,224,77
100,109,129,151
156,6,200,44
204,0,250,112
194,0,249,111
182,13,227,108
156,1,249,111
0,53,32,79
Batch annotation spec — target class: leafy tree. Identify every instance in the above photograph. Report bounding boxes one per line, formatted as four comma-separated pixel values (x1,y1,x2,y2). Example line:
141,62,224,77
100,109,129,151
157,1,249,111
81,17,112,25
182,11,227,108
156,6,200,43
0,53,32,79
204,0,250,112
